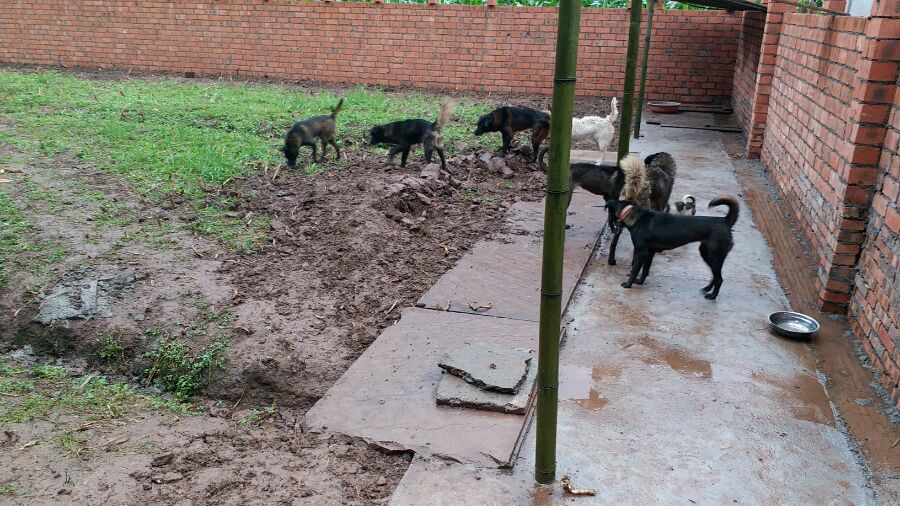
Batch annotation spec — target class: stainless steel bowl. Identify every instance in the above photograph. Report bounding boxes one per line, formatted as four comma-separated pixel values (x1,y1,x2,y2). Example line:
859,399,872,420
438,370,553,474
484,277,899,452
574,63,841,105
768,311,820,339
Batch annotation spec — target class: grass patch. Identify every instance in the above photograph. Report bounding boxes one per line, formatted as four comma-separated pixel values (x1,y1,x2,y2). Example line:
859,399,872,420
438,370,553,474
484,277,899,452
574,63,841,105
0,357,193,426
0,191,67,287
144,336,230,401
0,70,499,249
0,483,15,497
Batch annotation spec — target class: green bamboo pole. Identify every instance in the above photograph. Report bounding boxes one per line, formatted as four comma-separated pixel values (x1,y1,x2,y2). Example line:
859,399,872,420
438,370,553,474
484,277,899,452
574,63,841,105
534,0,581,486
617,0,643,159
633,0,656,139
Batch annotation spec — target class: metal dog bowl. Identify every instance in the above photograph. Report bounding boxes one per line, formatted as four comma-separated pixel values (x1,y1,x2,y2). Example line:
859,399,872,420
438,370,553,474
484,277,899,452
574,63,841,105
648,101,681,114
768,311,820,340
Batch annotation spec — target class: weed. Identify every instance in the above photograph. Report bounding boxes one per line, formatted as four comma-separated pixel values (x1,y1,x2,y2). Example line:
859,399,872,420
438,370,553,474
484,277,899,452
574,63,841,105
239,401,277,427
99,332,124,363
30,364,67,379
0,192,34,287
144,336,230,400
0,484,15,497
0,378,35,394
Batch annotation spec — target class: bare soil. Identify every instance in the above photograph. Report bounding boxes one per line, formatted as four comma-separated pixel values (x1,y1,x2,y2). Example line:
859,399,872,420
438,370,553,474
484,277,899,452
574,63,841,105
0,99,552,502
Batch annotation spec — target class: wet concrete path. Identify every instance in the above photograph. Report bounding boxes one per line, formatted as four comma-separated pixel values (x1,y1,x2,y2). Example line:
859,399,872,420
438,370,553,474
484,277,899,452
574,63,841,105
390,126,877,505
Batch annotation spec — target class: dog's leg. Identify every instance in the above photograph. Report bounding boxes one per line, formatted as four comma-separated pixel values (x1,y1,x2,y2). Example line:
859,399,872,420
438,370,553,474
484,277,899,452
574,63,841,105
400,146,411,167
622,249,648,288
436,147,447,171
424,142,434,165
636,251,656,285
698,243,715,293
319,139,328,162
705,245,729,300
306,142,318,164
530,130,542,162
329,139,341,160
608,226,622,266
387,145,404,165
500,129,513,156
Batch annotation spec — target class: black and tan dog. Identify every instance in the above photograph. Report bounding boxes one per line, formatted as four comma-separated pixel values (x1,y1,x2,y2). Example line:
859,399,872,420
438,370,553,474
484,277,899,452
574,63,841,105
567,152,676,265
605,196,740,300
368,99,454,170
282,98,344,167
474,106,550,161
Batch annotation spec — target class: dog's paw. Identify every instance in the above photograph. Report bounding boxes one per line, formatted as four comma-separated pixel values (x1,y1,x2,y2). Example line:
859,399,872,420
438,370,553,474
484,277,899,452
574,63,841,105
565,224,572,230
704,293,717,300
621,282,632,289
635,279,645,285
701,285,714,293
608,259,617,266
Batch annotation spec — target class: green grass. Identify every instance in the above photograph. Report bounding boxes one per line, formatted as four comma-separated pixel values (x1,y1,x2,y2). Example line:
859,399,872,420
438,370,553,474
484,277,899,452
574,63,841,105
0,191,66,287
0,357,193,426
0,70,498,249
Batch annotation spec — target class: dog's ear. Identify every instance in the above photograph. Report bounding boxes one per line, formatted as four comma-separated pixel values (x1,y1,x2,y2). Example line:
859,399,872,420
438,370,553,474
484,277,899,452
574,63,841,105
675,201,685,212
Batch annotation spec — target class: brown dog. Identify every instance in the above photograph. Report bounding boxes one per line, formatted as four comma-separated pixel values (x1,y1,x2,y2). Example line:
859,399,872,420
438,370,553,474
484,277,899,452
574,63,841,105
282,98,344,167
474,106,550,162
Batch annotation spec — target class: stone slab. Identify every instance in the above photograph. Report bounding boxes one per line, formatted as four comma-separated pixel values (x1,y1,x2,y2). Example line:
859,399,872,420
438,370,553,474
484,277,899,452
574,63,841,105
436,352,537,415
438,345,531,394
417,190,605,322
305,308,539,467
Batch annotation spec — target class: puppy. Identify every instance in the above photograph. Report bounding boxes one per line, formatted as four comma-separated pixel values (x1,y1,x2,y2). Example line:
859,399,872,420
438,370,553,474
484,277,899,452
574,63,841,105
674,195,696,215
474,106,550,162
567,152,676,265
282,98,344,167
369,99,454,170
539,97,618,167
605,196,739,299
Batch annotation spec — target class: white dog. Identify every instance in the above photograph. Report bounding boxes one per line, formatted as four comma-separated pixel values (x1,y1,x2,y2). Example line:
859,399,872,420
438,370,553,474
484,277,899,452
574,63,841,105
539,97,619,166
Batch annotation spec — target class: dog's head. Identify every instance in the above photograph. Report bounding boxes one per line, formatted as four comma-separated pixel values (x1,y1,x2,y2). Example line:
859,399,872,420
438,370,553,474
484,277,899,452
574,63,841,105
368,125,386,146
474,112,497,136
281,137,299,168
605,199,640,227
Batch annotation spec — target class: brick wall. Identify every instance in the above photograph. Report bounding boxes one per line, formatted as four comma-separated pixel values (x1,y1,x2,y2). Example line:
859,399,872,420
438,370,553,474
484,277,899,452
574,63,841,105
0,1,739,101
760,14,868,310
851,82,900,408
733,12,765,138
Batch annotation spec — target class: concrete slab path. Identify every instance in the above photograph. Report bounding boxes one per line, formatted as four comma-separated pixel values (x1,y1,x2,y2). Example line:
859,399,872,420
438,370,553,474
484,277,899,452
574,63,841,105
390,126,876,505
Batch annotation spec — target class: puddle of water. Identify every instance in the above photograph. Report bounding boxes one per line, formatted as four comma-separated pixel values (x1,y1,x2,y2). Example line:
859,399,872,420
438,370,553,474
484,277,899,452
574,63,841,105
629,336,712,379
558,363,619,412
751,371,835,426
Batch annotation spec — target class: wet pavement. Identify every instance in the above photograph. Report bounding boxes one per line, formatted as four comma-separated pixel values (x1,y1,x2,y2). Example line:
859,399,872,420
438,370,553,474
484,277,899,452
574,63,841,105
389,125,879,504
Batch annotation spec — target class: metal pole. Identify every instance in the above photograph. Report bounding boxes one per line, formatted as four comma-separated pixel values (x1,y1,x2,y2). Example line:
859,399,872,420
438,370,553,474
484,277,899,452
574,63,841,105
633,0,656,139
535,0,581,486
617,0,643,159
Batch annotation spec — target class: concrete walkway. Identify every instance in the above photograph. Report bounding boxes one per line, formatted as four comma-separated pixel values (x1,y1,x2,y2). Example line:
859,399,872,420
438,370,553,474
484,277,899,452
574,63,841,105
390,126,876,505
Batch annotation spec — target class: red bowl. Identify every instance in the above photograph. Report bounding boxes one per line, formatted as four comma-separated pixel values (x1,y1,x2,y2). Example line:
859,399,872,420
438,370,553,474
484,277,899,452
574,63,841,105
648,101,681,114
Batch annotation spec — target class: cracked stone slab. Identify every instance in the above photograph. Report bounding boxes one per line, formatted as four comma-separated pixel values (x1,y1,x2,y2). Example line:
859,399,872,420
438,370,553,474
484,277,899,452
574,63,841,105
438,345,532,394
436,351,537,414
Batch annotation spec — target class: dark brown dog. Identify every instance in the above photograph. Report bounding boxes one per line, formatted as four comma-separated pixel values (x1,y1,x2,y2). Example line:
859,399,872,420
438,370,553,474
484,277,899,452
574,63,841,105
605,196,740,299
474,106,550,161
282,98,344,167
368,99,454,170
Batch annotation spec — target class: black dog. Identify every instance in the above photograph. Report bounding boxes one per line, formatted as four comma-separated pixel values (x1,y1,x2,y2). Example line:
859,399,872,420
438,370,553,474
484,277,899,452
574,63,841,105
282,98,344,167
567,152,676,265
605,196,740,299
369,99,454,170
474,106,550,162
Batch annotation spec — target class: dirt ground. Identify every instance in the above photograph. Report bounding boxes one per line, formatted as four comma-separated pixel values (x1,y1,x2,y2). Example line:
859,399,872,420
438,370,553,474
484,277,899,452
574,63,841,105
0,68,622,503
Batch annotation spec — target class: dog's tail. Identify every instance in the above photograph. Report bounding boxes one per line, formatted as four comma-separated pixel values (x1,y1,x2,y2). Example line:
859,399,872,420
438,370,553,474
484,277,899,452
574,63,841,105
606,97,618,123
331,98,344,118
434,99,454,133
709,196,739,227
618,153,645,201
683,195,695,205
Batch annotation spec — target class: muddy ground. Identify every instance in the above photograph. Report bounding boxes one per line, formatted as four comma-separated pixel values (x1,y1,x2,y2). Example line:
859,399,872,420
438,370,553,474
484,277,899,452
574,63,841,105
0,69,623,504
